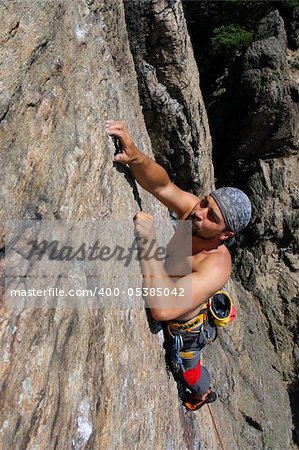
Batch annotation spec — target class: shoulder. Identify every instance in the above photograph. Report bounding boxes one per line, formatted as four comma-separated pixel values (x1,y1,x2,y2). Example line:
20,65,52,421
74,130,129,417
193,246,232,286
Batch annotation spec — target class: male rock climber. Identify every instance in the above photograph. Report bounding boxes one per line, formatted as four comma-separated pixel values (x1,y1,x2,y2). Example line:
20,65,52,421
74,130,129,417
106,120,252,410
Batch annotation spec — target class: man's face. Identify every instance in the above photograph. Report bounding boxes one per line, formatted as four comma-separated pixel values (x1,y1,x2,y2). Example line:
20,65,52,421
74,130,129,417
186,195,228,240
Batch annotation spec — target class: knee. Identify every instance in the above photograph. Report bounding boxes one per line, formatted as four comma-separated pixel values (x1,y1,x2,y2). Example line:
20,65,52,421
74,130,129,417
186,365,211,396
183,361,201,386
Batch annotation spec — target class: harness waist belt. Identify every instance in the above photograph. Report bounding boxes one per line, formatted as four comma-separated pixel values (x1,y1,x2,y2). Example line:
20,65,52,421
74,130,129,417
168,305,207,332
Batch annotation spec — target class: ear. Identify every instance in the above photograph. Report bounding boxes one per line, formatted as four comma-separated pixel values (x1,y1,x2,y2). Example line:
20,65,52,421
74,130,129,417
219,230,235,242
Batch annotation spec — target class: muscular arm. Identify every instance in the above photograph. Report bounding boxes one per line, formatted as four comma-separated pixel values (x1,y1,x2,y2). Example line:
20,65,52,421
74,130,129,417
143,256,231,321
130,153,198,218
134,213,232,321
106,120,198,218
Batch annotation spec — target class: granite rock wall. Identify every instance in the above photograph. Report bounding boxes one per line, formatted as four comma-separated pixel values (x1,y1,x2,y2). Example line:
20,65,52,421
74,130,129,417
1,1,298,449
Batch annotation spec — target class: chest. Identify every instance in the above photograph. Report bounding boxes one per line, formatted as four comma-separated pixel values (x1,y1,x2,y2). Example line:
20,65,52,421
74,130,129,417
164,226,204,277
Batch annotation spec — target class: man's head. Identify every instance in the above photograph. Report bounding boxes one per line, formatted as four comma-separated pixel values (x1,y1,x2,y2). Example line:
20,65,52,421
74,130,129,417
210,187,252,234
188,187,252,242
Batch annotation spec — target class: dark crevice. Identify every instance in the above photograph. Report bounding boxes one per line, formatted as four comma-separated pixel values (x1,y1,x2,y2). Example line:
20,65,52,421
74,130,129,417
0,81,23,123
2,20,20,43
53,434,59,450
21,386,47,450
95,397,100,414
14,414,22,436
241,412,263,432
263,309,279,351
9,21,20,38
112,136,143,210
288,381,299,445
27,41,49,68
49,368,61,443
113,162,143,211
271,364,281,373
62,313,79,353
0,104,10,122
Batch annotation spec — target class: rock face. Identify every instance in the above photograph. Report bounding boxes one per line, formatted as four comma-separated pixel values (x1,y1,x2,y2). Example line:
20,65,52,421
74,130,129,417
0,2,298,450
206,9,299,449
0,0,155,222
209,11,299,170
124,0,213,195
0,0,209,449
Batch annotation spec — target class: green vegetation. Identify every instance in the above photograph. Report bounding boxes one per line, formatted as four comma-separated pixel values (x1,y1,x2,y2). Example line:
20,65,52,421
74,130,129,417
287,0,299,9
182,0,299,97
253,78,262,89
211,25,254,58
271,68,281,80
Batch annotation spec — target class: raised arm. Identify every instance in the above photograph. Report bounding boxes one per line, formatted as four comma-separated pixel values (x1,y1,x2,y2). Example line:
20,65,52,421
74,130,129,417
106,120,198,218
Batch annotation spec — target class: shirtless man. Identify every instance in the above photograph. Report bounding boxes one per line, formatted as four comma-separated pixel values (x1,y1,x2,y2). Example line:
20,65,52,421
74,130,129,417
106,120,251,410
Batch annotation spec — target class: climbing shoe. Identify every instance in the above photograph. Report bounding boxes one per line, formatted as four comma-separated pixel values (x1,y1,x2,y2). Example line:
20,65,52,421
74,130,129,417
183,390,217,411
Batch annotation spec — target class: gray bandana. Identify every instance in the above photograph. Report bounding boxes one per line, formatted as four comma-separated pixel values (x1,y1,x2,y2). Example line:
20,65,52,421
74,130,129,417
210,187,252,233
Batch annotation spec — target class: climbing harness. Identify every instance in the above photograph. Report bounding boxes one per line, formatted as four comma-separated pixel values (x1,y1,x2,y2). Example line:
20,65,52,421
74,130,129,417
168,308,207,333
164,289,236,405
165,333,184,376
168,289,236,337
164,303,216,390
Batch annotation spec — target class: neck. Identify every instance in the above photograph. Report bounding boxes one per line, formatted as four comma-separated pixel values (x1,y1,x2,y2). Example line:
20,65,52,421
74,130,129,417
191,236,223,254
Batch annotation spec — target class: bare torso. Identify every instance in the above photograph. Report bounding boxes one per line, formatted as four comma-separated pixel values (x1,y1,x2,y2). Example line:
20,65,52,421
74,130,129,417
165,224,232,321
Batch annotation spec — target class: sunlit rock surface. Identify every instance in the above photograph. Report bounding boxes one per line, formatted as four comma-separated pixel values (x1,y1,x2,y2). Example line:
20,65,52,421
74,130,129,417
0,1,298,449
0,0,208,448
